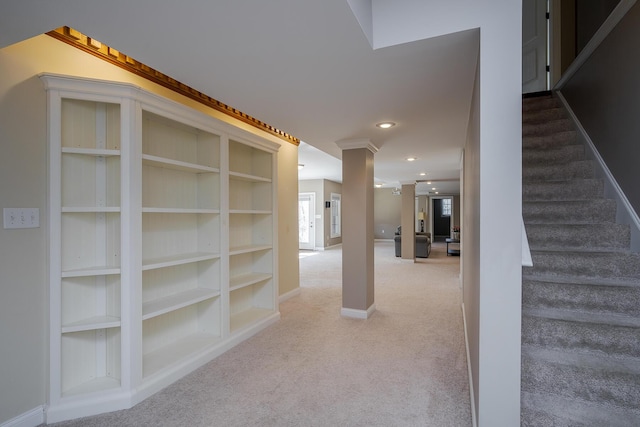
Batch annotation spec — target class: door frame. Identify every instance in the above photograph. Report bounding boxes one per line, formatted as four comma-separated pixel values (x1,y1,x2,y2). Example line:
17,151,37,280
431,196,454,239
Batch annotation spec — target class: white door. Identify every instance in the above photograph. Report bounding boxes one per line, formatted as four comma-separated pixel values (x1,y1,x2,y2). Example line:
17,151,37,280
522,0,548,93
298,193,315,250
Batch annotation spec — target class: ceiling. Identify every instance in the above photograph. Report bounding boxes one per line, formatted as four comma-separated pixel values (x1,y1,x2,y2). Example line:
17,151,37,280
1,0,479,195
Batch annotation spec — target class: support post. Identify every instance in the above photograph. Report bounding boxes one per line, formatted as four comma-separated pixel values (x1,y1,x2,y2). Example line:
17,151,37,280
336,138,378,319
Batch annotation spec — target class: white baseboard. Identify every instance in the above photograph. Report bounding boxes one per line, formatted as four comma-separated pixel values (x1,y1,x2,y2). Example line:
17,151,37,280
461,303,478,427
341,303,376,319
279,287,301,303
1,406,44,427
315,243,342,251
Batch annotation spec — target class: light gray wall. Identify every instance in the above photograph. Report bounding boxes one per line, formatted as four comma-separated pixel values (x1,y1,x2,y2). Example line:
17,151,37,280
0,38,49,422
561,2,640,216
374,188,401,239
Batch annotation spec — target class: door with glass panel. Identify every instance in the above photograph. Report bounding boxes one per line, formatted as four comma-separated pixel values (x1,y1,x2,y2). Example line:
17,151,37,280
298,193,315,250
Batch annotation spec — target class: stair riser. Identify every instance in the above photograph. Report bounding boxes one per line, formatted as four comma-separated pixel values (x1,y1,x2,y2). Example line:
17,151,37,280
523,281,640,317
521,358,640,410
522,317,640,358
525,224,630,251
523,200,617,224
523,161,594,182
523,108,567,124
523,145,585,165
523,131,577,150
523,97,561,112
523,119,574,136
523,180,603,202
527,252,640,280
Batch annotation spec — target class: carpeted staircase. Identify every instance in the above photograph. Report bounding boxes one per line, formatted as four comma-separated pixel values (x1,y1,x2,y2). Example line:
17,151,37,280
520,95,640,426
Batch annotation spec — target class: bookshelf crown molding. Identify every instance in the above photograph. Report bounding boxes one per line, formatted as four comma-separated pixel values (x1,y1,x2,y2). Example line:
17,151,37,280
47,27,299,146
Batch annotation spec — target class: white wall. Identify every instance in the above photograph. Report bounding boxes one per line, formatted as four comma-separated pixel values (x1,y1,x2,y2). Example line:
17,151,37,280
0,34,300,425
368,1,523,425
463,47,481,421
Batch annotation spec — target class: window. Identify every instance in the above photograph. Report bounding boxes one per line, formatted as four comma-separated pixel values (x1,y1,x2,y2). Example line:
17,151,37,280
442,198,451,217
330,193,341,238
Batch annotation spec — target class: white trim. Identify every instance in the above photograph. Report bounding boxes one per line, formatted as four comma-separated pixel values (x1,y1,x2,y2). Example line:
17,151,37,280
314,243,343,251
556,92,640,252
1,406,45,427
461,304,478,427
335,138,379,154
340,304,376,319
554,0,637,90
279,287,301,303
522,218,533,267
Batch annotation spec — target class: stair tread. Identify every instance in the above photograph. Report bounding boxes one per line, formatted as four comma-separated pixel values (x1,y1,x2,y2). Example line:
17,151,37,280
523,199,617,224
522,130,577,148
525,222,629,244
523,306,640,328
522,345,640,375
522,272,640,288
521,391,640,427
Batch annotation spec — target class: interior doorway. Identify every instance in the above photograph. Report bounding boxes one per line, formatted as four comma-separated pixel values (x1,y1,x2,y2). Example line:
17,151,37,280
432,197,452,242
298,192,315,250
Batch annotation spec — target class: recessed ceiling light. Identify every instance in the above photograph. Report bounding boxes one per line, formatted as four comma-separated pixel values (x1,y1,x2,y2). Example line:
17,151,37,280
435,191,439,194
426,181,432,185
376,122,396,129
406,157,417,162
419,172,426,176
298,164,304,170
375,183,383,188
431,187,436,190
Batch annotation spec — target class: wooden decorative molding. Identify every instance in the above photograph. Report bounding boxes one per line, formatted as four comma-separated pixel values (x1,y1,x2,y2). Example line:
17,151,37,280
46,27,300,146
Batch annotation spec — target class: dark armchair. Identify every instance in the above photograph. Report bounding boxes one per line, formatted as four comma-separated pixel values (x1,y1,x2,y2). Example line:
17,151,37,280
393,226,431,258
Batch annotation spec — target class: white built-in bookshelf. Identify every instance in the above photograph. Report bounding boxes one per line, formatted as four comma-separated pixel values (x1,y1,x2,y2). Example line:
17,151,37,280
42,74,280,422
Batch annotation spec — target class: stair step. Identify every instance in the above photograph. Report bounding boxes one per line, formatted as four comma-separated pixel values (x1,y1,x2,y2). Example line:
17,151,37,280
521,350,640,412
523,199,617,224
523,160,594,182
525,223,630,252
523,107,567,124
524,306,640,328
523,179,603,202
523,118,574,136
522,96,561,112
523,279,640,318
521,390,640,427
522,315,640,358
523,144,585,165
523,130,577,149
526,251,640,281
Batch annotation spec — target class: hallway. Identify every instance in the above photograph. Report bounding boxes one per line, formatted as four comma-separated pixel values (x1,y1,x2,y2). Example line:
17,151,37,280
50,241,470,426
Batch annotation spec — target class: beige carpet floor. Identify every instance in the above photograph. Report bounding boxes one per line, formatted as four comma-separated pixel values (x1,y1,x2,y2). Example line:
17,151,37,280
50,241,471,426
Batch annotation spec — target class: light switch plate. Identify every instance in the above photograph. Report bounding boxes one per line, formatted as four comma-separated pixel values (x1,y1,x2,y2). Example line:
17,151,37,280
3,208,40,229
